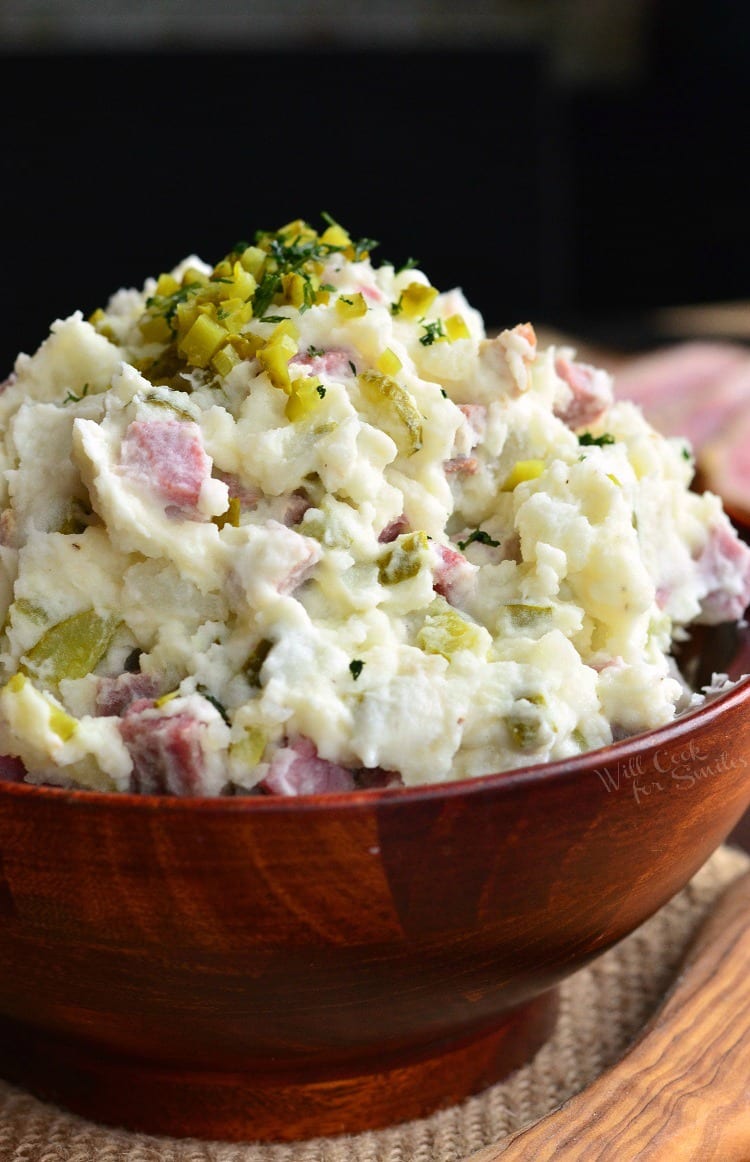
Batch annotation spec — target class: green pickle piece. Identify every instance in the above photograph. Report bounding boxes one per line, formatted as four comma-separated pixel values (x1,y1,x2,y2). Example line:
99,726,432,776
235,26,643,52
504,603,553,629
379,531,429,585
23,609,121,683
12,599,48,626
58,497,93,535
230,726,267,771
506,694,547,752
141,396,196,421
286,376,324,422
213,496,241,530
299,500,353,549
417,597,486,660
506,716,542,751
178,312,228,369
243,639,273,687
358,370,423,454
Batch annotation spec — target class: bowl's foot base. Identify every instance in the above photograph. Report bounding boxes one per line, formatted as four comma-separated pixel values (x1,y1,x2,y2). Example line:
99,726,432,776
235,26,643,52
0,992,558,1142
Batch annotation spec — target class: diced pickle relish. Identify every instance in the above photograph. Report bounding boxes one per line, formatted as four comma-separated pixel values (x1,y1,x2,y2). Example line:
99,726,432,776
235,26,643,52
506,713,543,752
504,604,553,628
416,598,487,660
229,726,267,772
0,212,747,796
23,610,121,685
358,370,423,454
378,531,430,585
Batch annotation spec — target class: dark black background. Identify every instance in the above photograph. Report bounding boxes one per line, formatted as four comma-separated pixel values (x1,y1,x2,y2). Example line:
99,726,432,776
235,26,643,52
1,3,749,374
0,46,553,372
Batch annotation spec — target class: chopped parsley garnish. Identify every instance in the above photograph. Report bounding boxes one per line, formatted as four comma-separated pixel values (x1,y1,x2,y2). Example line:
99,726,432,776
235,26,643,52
63,383,89,404
578,432,615,447
419,319,446,346
307,345,325,358
349,659,364,680
339,296,354,306
124,214,379,390
316,385,327,398
457,528,501,551
321,210,378,262
440,388,448,398
144,282,202,328
396,257,419,273
348,360,356,375
390,294,403,317
252,215,378,317
353,237,379,261
252,273,284,320
682,445,692,461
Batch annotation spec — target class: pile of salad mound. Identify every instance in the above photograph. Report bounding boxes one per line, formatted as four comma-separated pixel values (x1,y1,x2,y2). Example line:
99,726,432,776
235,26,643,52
0,215,748,796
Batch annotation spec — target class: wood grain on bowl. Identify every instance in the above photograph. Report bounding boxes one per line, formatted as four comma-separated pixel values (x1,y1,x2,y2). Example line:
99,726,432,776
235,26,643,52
0,660,749,1140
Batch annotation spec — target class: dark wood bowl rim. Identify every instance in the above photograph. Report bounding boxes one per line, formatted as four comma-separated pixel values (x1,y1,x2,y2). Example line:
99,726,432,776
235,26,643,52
0,674,748,815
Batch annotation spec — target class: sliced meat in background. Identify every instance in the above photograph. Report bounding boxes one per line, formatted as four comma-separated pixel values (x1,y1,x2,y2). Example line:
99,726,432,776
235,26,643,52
611,341,750,448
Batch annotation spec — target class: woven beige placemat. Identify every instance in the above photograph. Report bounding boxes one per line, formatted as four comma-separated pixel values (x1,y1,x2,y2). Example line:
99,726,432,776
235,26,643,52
0,842,747,1162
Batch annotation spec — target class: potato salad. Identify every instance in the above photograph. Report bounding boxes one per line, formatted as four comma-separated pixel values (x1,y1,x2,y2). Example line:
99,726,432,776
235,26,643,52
0,215,748,795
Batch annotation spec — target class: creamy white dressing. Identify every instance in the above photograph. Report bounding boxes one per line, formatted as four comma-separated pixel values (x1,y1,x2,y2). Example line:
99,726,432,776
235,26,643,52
0,222,748,795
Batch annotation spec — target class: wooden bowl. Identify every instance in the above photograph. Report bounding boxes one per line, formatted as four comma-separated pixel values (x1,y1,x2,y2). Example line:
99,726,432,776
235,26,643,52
1,627,750,1143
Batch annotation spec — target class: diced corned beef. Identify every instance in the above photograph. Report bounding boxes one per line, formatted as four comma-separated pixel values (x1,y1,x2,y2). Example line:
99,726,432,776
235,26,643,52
444,456,478,475
123,697,155,716
95,672,160,717
554,355,613,430
119,420,212,515
378,514,409,543
259,736,356,795
359,284,386,305
283,489,312,527
0,754,25,782
433,542,478,606
694,518,750,624
119,710,208,795
655,585,671,611
290,347,358,379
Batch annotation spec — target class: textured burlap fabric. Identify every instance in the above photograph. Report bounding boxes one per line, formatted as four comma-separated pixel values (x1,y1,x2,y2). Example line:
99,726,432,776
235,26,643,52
0,843,747,1162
